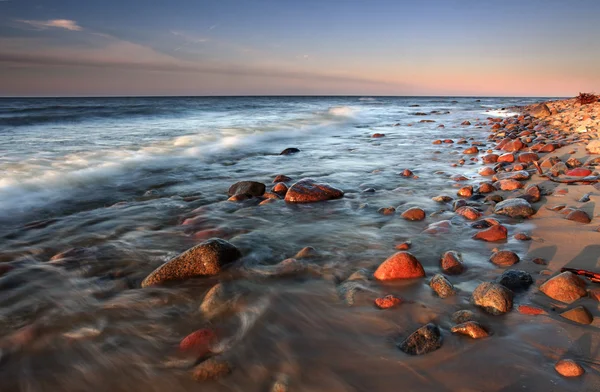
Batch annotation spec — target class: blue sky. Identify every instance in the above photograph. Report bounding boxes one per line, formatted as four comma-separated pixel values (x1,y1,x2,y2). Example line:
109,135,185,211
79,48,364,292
0,0,599,96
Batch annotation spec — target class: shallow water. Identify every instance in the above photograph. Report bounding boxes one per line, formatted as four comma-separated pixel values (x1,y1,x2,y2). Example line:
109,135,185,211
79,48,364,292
0,96,592,391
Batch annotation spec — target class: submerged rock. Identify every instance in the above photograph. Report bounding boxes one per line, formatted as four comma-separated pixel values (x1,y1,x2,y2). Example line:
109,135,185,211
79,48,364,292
472,224,508,242
191,357,232,381
451,321,489,339
452,310,475,324
228,181,266,197
555,359,585,377
560,306,593,325
141,239,242,287
398,323,443,355
490,250,520,267
440,250,465,275
494,198,535,218
401,207,426,221
284,178,344,203
496,269,533,291
539,272,587,303
375,295,403,309
429,274,456,298
373,252,426,280
472,282,513,315
280,147,300,155
179,329,217,357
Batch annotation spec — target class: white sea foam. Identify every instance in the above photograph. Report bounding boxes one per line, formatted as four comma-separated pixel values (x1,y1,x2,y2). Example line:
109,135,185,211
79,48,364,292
485,109,519,118
327,106,357,117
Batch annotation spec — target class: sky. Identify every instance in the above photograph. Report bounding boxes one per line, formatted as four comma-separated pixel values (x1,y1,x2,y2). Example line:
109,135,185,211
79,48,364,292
0,0,599,97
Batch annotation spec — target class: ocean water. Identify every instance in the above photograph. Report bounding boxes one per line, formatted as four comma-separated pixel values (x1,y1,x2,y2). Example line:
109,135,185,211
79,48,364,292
0,96,576,392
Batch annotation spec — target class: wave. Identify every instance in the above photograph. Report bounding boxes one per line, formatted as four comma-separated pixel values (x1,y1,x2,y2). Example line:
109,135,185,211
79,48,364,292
327,106,357,117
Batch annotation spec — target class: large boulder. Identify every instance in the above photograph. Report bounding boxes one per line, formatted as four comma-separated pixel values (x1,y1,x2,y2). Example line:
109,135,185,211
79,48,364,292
141,239,242,287
539,272,587,303
284,179,344,203
471,282,513,315
398,323,443,355
228,181,266,197
494,198,535,218
374,252,426,280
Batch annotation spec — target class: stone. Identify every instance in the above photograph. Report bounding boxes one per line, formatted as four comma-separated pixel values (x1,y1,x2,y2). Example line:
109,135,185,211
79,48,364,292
432,195,453,203
522,184,541,203
472,224,507,242
529,103,551,118
565,157,582,168
518,152,539,163
477,182,496,193
395,241,411,250
461,120,471,125
199,282,244,317
374,252,426,280
463,146,479,154
565,210,591,223
502,139,524,152
514,232,531,241
471,282,513,315
429,274,456,298
490,250,520,267
455,206,482,220
494,198,535,218
401,207,426,221
586,139,600,154
372,133,385,138
518,305,546,315
440,251,464,275
179,329,217,357
378,207,396,215
228,181,266,197
457,186,473,197
560,306,593,325
451,321,489,339
141,239,242,287
273,174,292,183
398,323,443,355
482,154,499,163
401,168,414,177
280,147,300,155
496,179,524,191
555,359,585,377
191,358,232,381
493,170,530,181
375,295,403,309
496,269,533,291
452,310,475,324
284,179,344,203
539,272,587,303
478,167,496,176
497,153,515,163
566,168,592,177
294,246,319,259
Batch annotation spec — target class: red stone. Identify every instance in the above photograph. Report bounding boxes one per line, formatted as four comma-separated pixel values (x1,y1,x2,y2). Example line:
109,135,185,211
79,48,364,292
472,225,508,242
566,168,592,177
179,329,217,356
284,179,344,203
272,182,289,196
497,153,515,163
518,152,539,163
373,252,426,280
455,206,482,220
518,305,546,315
502,139,524,152
375,295,403,309
401,207,426,221
372,133,385,138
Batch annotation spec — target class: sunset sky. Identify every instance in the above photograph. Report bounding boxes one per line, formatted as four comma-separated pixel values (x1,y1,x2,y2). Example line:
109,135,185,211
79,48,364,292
1,0,599,97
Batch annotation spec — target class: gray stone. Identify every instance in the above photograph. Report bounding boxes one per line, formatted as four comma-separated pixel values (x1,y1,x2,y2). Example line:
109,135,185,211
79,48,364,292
398,323,443,355
494,198,535,218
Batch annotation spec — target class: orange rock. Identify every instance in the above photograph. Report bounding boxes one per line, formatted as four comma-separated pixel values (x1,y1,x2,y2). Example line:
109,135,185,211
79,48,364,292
284,178,344,203
455,206,482,221
401,207,426,221
496,179,524,191
539,272,587,303
180,329,217,357
518,152,539,163
555,359,585,377
502,139,524,152
457,186,473,197
272,182,289,196
518,305,546,315
478,167,496,176
481,154,499,163
497,153,515,163
373,252,426,280
440,250,465,275
566,168,592,177
463,146,479,154
374,295,403,309
372,133,385,138
472,224,508,242
395,241,411,250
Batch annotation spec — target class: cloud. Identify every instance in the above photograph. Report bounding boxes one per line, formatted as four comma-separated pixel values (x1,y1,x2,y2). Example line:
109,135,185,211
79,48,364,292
16,19,83,31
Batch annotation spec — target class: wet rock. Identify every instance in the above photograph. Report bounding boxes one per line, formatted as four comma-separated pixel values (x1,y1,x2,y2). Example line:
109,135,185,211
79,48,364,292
566,168,592,177
514,232,531,241
471,282,513,315
398,323,443,356
477,182,496,193
565,157,582,169
586,140,600,155
452,199,467,211
478,167,496,176
452,310,475,324
560,306,593,325
502,139,524,152
378,207,396,215
440,250,465,275
200,283,239,317
338,281,371,306
496,269,532,291
565,209,591,223
429,274,456,298
432,195,453,203
191,357,232,381
555,359,585,377
401,207,426,221
494,198,535,218
490,250,520,267
496,179,524,191
272,182,289,196
294,246,319,259
395,241,411,250
179,329,217,357
493,170,530,181
423,220,452,234
400,168,414,177
517,305,546,315
472,224,508,242
228,194,252,202
529,103,551,118
346,268,370,282
141,239,242,287
482,154,499,164
280,147,300,155
461,120,471,126
374,252,426,280
522,184,541,203
497,153,515,163
463,146,479,154
284,179,344,203
539,272,587,303
259,199,277,206
517,152,539,163
273,175,292,183
372,133,385,138
457,186,473,197
455,206,482,220
375,295,403,309
451,321,489,339
228,181,266,197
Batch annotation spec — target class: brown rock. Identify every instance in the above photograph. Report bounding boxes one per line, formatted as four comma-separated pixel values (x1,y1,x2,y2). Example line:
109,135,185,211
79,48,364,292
395,241,411,250
432,139,442,144
401,207,426,221
478,167,496,176
518,305,546,315
555,359,585,377
372,133,385,138
375,295,403,309
518,152,539,163
472,224,508,242
490,250,520,267
191,358,232,381
560,306,593,325
565,157,582,168
514,232,531,241
565,210,591,224
539,272,587,303
497,153,515,163
374,252,426,280
294,246,319,259
502,139,524,152
452,310,475,324
141,239,242,287
284,179,344,203
496,179,524,191
455,206,482,220
457,186,473,197
477,182,496,193
451,321,489,339
401,169,414,177
471,282,513,315
461,120,472,126
482,154,499,163
272,182,288,196
529,103,551,118
273,175,292,183
464,146,479,154
378,207,396,215
440,250,465,275
429,274,456,298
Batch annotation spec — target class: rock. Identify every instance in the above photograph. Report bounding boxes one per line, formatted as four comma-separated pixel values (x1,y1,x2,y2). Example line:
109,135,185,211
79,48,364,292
179,329,217,357
471,282,513,315
423,220,452,234
199,283,242,317
400,169,414,177
472,224,508,242
560,306,593,325
395,241,411,250
464,146,479,154
452,199,467,211
494,198,535,218
457,186,473,197
440,250,465,275
478,167,496,176
272,183,289,196
455,206,482,220
451,321,489,339
539,272,587,303
141,239,242,287
514,232,531,241
532,258,547,265
589,287,600,301
259,198,277,205
228,181,266,197
586,140,600,155
555,359,585,377
294,246,319,259
398,323,443,356
191,357,232,381
482,154,499,163
496,179,524,191
338,281,370,306
372,133,385,138
432,195,453,203
518,305,546,315
489,250,520,267
566,167,592,177
461,120,471,126
565,157,582,168
378,207,396,215
280,147,300,155
375,295,403,309
497,153,515,163
518,152,539,163
452,310,475,324
529,103,551,118
565,209,591,223
401,207,426,221
496,269,532,291
273,174,292,183
284,179,344,203
477,182,496,193
374,252,426,280
502,139,524,152
429,274,456,298
493,170,530,181
522,184,541,203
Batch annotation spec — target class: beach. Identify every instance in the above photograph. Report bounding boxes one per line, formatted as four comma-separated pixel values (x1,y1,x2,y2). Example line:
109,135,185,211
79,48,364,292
0,96,599,391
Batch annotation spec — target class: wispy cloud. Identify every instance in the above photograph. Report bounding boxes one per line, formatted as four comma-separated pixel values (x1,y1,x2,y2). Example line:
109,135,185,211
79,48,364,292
16,19,83,31
208,24,218,31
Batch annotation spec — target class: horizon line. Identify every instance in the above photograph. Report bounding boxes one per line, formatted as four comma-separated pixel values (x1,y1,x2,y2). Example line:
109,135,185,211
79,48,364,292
0,94,568,99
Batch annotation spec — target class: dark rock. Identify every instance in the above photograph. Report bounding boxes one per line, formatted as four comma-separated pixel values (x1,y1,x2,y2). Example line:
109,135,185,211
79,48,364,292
452,310,475,324
494,198,535,218
496,269,533,291
398,323,443,355
228,181,266,197
280,148,300,155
